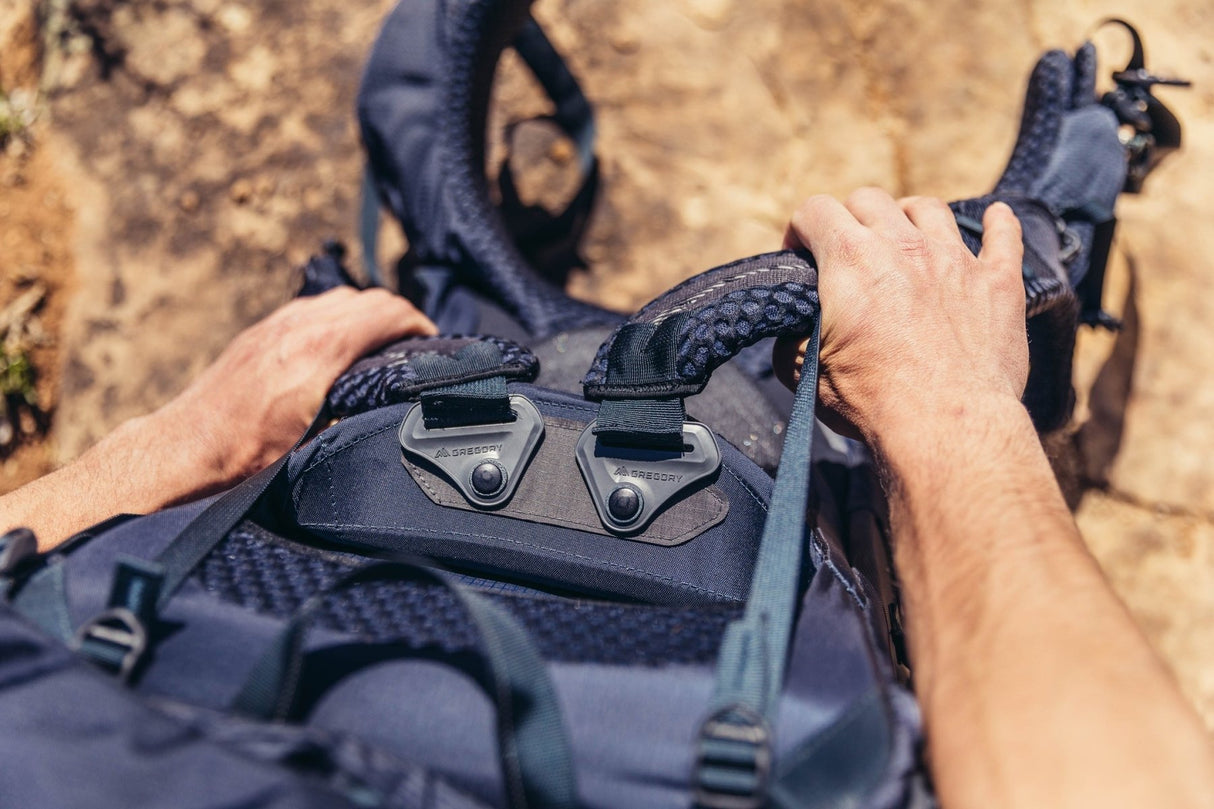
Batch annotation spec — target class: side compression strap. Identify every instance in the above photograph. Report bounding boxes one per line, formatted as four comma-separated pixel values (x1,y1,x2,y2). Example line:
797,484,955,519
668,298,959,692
233,561,577,809
695,319,821,808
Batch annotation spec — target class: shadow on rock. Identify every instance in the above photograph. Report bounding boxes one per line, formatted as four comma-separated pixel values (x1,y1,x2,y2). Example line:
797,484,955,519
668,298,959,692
1050,255,1141,510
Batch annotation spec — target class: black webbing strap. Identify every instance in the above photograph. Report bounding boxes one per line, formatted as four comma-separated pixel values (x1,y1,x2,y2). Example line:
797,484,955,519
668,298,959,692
232,561,578,809
592,398,686,451
75,409,331,677
695,319,822,809
588,315,692,450
413,342,517,429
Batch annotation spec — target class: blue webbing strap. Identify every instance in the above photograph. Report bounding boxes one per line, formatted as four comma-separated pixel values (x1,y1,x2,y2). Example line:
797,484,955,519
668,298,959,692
695,318,821,809
358,165,384,286
232,561,577,809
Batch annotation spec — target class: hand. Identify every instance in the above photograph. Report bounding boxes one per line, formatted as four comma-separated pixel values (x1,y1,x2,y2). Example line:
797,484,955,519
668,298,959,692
147,286,437,490
1,286,437,549
772,189,1028,443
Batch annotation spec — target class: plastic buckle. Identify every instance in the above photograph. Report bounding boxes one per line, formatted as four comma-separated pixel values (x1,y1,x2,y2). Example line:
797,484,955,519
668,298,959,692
694,706,772,809
399,394,544,508
72,607,148,682
575,420,721,535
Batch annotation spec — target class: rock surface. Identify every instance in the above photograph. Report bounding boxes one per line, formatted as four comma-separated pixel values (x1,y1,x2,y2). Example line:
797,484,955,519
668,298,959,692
0,0,1210,725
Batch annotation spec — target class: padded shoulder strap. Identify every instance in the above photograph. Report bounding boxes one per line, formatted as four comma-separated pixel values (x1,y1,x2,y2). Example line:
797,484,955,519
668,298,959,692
358,0,618,338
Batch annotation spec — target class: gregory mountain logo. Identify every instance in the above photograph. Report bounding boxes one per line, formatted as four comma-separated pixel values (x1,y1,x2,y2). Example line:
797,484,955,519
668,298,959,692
610,466,684,484
434,444,502,459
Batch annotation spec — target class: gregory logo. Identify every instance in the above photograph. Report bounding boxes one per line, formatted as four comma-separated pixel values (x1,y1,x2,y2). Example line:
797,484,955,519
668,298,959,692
434,444,502,459
610,466,684,484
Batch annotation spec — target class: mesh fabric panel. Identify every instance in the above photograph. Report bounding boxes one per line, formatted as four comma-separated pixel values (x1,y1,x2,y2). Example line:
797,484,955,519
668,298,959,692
195,522,739,666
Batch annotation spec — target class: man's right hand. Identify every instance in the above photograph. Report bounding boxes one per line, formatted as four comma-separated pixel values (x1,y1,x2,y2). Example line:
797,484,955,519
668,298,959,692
773,189,1028,444
772,188,1214,809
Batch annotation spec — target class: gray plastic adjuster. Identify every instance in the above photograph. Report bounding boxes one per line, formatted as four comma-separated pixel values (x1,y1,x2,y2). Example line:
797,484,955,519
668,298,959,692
399,394,544,508
575,420,722,535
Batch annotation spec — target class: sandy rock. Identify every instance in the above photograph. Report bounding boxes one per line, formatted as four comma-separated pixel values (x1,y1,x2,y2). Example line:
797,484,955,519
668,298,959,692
1076,492,1214,727
0,0,39,90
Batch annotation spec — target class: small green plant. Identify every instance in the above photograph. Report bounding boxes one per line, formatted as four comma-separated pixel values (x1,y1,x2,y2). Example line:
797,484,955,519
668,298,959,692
0,89,35,146
0,347,38,407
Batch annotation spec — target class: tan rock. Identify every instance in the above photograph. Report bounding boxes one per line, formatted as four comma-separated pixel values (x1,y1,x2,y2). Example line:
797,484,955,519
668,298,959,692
1076,492,1214,728
0,0,40,91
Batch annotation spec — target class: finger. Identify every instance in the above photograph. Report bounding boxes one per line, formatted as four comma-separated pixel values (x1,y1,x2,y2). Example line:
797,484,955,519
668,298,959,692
341,288,439,347
782,223,802,251
771,334,809,391
899,196,962,242
787,194,868,263
978,202,1024,274
305,288,437,364
844,187,914,234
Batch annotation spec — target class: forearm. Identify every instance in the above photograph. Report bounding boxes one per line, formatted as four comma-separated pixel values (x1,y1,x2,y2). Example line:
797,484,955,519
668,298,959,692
0,286,437,551
872,394,1214,809
0,409,227,550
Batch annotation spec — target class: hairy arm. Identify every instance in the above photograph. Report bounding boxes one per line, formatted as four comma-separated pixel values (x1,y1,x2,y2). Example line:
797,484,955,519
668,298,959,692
0,286,436,550
776,189,1214,809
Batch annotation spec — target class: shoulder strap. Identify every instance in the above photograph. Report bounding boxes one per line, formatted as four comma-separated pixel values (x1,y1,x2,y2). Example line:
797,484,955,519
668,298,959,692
233,560,577,809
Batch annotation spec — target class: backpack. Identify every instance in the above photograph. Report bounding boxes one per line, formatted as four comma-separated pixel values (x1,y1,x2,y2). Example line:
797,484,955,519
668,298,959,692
0,3,1186,807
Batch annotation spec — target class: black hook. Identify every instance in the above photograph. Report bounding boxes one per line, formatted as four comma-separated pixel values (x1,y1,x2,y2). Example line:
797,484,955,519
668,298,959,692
1096,20,1192,192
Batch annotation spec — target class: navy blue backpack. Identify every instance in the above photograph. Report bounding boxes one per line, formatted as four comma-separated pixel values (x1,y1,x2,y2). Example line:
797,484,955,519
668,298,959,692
0,3,1186,807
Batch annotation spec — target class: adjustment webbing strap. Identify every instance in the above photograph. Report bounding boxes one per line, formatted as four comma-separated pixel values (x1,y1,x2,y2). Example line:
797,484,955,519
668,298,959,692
696,319,821,806
232,561,578,809
592,398,686,451
358,165,384,286
73,410,330,676
413,342,516,428
154,410,330,606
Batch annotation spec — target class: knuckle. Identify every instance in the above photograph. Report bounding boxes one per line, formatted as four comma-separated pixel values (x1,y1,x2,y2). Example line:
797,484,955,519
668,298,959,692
795,194,835,219
894,231,931,258
906,195,947,215
831,231,869,267
845,186,885,207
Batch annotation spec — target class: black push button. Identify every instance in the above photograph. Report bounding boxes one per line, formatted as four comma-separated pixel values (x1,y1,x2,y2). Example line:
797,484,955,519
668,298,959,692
607,485,643,525
470,461,506,497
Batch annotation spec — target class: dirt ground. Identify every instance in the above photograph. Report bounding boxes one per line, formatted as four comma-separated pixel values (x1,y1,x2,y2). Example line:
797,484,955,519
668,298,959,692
1,0,1211,729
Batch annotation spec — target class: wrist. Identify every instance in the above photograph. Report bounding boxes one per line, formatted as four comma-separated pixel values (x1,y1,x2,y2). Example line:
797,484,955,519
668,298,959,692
861,389,1031,475
120,400,238,506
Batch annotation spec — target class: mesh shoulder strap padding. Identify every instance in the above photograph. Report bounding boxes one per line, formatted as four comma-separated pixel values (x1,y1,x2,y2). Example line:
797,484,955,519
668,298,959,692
327,334,539,416
583,251,820,401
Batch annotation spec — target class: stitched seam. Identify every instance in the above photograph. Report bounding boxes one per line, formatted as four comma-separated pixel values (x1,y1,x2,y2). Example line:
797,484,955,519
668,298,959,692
650,266,776,324
721,464,769,514
327,456,340,545
403,457,447,503
524,398,596,418
302,421,400,476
